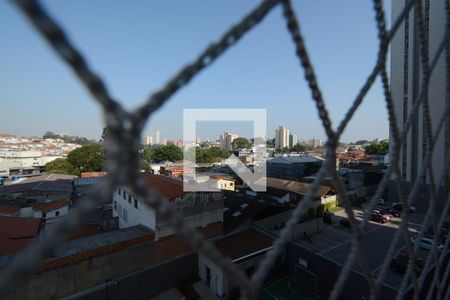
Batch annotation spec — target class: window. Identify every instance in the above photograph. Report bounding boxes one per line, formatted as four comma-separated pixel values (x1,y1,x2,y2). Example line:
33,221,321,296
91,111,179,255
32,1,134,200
134,198,138,209
118,188,121,196
123,208,128,222
123,191,126,200
128,194,132,203
118,204,122,217
113,200,117,211
55,211,60,217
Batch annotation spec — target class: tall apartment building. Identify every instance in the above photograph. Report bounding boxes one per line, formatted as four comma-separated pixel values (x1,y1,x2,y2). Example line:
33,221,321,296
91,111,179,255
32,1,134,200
275,126,290,149
220,132,238,151
390,0,448,206
289,133,298,148
155,130,160,145
145,135,153,145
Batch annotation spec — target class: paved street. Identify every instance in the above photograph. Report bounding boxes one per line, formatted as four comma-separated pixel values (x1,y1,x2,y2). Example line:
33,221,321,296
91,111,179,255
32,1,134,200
293,205,435,291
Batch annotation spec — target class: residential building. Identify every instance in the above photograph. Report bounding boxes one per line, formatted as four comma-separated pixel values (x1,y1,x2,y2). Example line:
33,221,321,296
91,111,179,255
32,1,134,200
198,229,273,299
161,138,167,146
264,177,335,207
289,133,298,149
275,126,290,149
220,132,238,151
169,139,183,147
145,135,153,145
309,138,324,148
112,174,223,240
155,130,160,145
390,0,448,207
195,173,236,191
32,199,69,222
267,156,323,180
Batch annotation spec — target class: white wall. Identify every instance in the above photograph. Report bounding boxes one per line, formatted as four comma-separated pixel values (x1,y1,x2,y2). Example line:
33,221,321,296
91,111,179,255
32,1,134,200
199,255,226,299
112,187,156,231
33,205,68,221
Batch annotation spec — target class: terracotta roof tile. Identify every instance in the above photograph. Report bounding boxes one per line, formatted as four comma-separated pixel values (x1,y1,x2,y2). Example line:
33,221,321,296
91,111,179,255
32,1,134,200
142,174,185,200
214,229,273,261
0,216,42,256
32,199,68,213
0,206,20,213
80,172,107,178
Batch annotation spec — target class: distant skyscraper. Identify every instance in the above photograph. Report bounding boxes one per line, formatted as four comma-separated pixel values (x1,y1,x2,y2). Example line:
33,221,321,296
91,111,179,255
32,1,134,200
220,132,238,151
161,138,167,146
310,138,323,148
145,135,153,145
275,126,290,149
289,133,298,149
155,130,160,145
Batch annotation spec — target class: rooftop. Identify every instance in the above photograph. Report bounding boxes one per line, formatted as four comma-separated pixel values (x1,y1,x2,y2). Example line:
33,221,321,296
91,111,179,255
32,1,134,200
214,228,273,262
142,174,185,200
223,192,268,234
0,173,76,196
0,205,20,213
268,156,324,165
32,199,68,212
266,177,331,198
0,216,42,256
52,225,153,259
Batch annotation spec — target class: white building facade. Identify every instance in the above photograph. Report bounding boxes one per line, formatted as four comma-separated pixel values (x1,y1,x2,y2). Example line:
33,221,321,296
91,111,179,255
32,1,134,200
275,126,290,150
112,175,224,240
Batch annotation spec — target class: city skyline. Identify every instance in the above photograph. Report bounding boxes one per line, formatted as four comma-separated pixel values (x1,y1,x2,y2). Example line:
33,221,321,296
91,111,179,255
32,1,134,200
1,0,390,143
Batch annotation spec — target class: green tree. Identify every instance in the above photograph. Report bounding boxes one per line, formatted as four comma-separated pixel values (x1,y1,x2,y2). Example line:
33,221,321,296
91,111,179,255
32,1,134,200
266,138,275,148
231,137,252,150
43,131,57,139
281,147,290,153
365,141,389,155
44,158,74,175
292,143,306,152
195,147,230,163
67,144,105,175
143,145,183,163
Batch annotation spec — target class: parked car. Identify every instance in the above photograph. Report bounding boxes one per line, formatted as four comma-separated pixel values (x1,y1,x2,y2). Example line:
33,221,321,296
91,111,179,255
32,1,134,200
392,203,416,214
339,219,351,228
410,236,444,252
386,208,401,218
371,213,388,224
390,252,424,274
374,209,391,221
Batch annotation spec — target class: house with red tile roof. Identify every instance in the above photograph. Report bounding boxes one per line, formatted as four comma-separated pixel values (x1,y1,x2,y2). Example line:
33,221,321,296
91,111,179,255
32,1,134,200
32,199,68,222
0,205,21,217
0,216,42,257
113,174,224,240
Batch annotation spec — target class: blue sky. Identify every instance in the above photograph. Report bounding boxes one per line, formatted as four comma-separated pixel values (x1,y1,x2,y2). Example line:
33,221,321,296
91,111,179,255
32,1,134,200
0,0,390,143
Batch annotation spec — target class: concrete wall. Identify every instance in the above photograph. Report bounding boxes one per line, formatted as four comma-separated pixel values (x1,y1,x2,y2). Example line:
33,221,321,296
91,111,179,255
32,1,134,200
286,242,397,300
199,255,226,298
4,222,223,300
67,253,198,300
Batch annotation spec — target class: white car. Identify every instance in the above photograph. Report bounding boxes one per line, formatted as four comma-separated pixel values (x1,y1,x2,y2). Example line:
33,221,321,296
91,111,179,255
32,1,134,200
410,236,444,252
